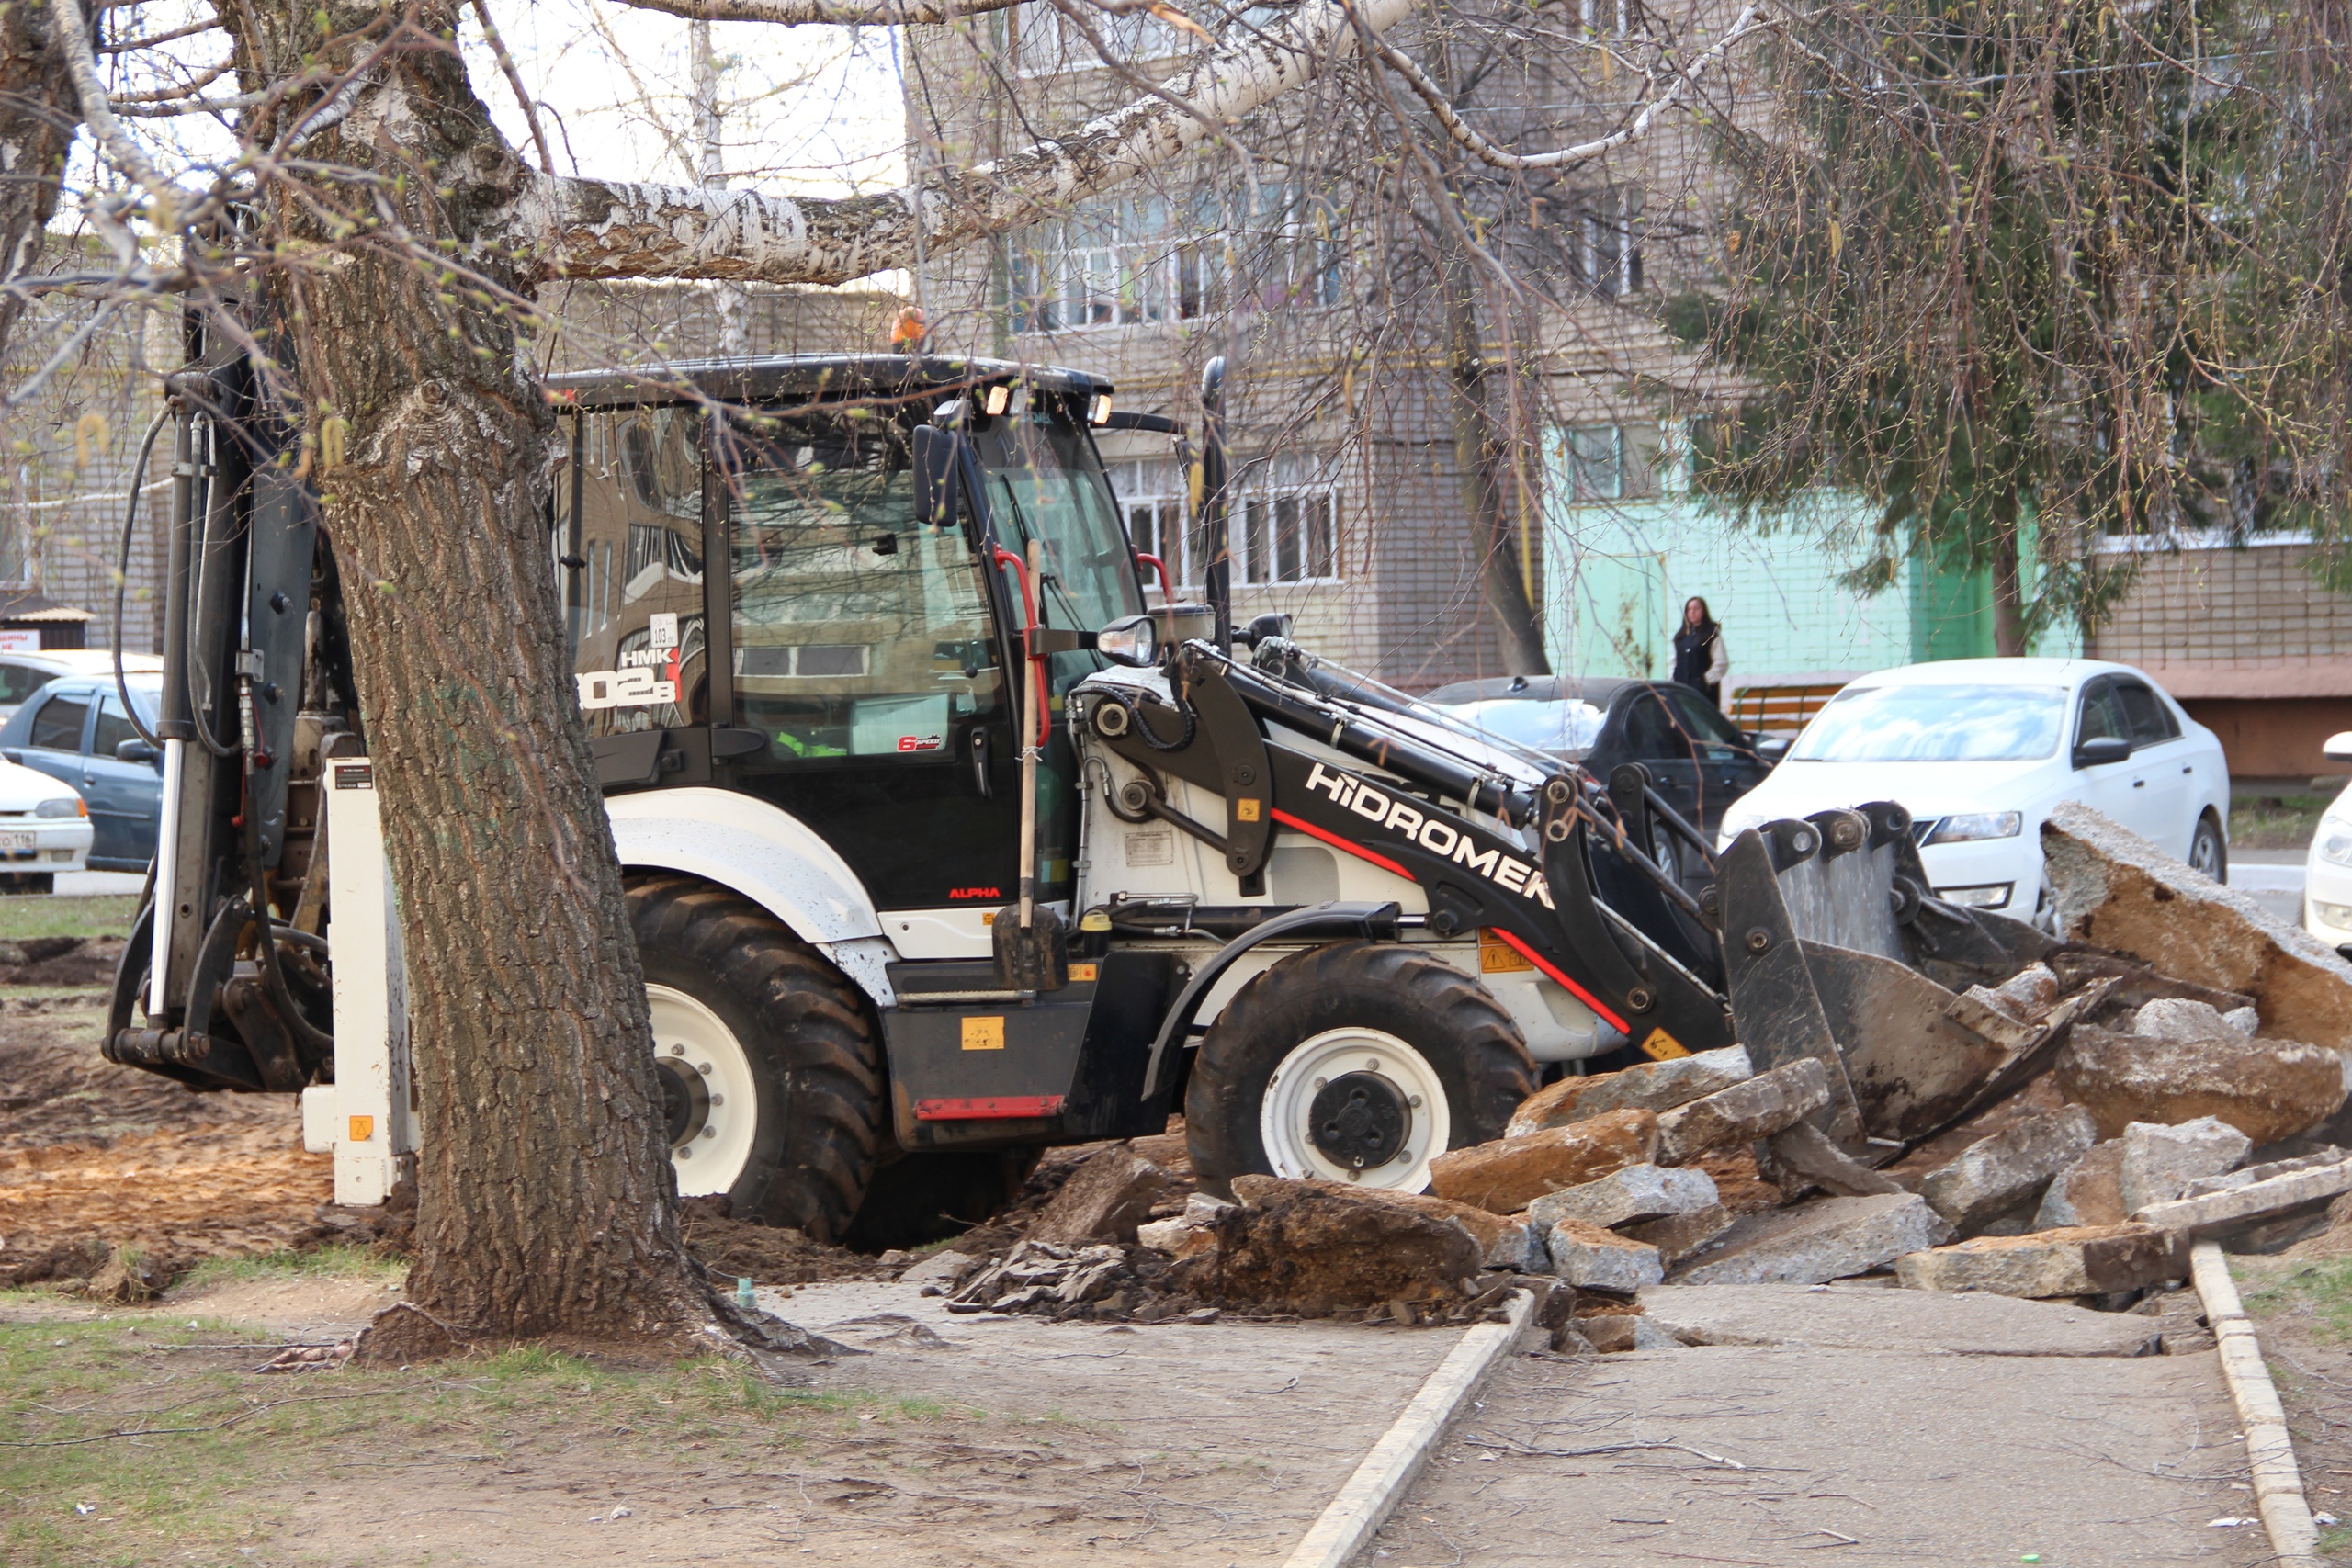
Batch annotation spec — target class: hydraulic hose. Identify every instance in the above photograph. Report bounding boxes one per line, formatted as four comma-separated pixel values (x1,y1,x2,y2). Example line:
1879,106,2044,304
112,408,171,749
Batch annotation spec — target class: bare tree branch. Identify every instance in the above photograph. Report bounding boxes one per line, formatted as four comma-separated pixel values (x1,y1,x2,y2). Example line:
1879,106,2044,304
45,0,181,214
609,0,1025,25
538,0,1417,284
1366,1,1773,171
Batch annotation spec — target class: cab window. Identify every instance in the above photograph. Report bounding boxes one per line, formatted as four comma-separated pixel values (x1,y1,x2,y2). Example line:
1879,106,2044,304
724,412,1002,761
94,699,141,758
28,694,86,752
1664,687,1746,760
560,408,707,737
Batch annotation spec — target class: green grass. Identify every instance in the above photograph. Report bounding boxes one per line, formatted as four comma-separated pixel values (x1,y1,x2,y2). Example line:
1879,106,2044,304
2232,794,2331,852
2319,1522,2352,1556
0,894,139,944
175,1244,406,1291
2239,1258,2352,1339
0,1314,958,1567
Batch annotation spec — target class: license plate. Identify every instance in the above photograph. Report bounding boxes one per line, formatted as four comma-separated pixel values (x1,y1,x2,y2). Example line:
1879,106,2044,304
0,833,33,851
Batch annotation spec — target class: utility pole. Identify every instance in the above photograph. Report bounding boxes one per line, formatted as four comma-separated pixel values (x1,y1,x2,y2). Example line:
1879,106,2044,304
690,20,750,357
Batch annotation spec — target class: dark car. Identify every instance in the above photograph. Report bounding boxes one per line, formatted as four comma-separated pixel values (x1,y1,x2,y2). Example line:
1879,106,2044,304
1424,674,1782,880
0,675,165,872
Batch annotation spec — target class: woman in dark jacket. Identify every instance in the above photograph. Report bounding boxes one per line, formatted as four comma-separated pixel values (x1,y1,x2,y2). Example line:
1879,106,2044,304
1671,596,1728,709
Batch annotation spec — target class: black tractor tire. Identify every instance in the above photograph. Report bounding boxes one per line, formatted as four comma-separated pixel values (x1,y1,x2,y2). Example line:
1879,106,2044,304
627,874,886,1242
1186,940,1537,1199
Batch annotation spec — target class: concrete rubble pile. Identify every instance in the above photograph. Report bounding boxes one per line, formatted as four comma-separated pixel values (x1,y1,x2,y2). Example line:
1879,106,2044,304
930,806,2352,1342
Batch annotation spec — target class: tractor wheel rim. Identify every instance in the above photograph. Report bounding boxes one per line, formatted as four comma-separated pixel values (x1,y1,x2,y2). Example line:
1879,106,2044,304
648,984,759,1198
1260,1028,1451,1193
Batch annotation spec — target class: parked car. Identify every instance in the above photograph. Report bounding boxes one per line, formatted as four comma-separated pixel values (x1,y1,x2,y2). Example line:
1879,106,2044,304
1717,658,2229,924
2303,735,2352,953
0,751,92,892
1424,674,1782,878
0,674,165,873
0,649,164,728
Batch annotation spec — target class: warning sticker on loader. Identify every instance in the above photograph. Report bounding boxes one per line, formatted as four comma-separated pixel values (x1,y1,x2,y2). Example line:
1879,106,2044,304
1639,1028,1690,1061
961,1017,1005,1051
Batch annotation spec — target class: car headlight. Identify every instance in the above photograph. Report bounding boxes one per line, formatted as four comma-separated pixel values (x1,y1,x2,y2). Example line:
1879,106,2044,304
2321,825,2352,868
1937,882,2016,908
1923,811,2022,845
34,797,82,819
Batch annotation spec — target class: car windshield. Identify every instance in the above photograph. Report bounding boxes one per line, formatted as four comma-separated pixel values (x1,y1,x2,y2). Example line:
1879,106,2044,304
1447,697,1607,755
1792,682,2068,763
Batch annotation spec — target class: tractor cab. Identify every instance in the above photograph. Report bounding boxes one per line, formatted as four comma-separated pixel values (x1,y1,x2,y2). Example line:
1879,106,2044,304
551,356,1148,915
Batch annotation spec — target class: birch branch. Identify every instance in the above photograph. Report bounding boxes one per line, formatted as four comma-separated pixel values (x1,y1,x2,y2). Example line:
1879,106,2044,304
1368,2,1772,171
45,0,181,218
536,0,1417,285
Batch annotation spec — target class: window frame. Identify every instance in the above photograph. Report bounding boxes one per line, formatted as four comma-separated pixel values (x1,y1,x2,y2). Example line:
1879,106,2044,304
26,691,90,754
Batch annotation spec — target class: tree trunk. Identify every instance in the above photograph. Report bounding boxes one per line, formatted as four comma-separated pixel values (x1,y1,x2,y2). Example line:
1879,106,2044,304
1441,240,1550,676
228,0,712,1348
1990,501,2026,658
0,0,81,363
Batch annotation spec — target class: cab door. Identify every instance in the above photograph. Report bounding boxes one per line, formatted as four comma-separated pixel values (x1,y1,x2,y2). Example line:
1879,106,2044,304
714,412,1023,915
14,688,90,796
2072,678,2165,840
2112,676,2192,854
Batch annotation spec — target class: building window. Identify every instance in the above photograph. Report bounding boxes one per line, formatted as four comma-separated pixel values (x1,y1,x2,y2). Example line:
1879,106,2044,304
1013,2,1185,73
1563,423,1661,502
1010,191,1343,335
1580,186,1644,299
1113,454,1342,585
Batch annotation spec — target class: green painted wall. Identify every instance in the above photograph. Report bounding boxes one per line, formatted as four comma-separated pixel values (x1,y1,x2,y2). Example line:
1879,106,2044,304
1540,430,2079,681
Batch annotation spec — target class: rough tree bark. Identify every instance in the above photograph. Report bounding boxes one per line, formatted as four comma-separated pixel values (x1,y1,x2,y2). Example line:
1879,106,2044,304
0,0,81,362
224,0,715,1348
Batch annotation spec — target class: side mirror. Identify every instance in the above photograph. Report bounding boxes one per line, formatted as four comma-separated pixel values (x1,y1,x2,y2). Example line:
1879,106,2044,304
2325,730,2352,764
115,738,161,765
1094,614,1159,669
2074,734,2132,769
911,424,960,528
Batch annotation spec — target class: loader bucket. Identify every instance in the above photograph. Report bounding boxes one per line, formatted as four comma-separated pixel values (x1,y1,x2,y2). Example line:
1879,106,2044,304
1716,803,2059,1150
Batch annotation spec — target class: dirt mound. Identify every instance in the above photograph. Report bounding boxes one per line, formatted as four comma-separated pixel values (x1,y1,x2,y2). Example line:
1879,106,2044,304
677,1196,891,1283
0,936,127,988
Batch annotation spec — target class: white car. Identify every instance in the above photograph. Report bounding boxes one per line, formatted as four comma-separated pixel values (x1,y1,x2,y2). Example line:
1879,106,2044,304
2303,736,2352,953
0,649,164,727
0,751,92,892
1717,658,2229,924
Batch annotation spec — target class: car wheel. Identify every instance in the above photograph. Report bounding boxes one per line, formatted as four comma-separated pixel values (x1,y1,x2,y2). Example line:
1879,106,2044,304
2187,812,2227,885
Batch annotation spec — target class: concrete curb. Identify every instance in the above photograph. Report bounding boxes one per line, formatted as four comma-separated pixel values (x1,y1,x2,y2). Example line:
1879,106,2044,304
2190,1240,2326,1568
1279,1289,1536,1568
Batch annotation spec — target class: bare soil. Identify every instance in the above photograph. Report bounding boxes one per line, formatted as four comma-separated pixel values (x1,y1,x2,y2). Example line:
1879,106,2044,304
0,993,337,1285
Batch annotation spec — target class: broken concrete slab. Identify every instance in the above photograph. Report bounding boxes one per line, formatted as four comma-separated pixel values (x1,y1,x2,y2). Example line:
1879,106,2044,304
1231,1175,1537,1272
1767,1121,1905,1197
1894,1224,2179,1298
1505,1046,1753,1137
899,1249,984,1289
1671,1193,1956,1286
1526,1163,1720,1232
1430,1108,1659,1213
1883,1075,2072,1190
2132,1156,2352,1235
2056,1023,2346,1145
1029,1143,1175,1247
1623,1203,1736,1267
1135,1215,1216,1258
1639,1281,2165,1357
2133,997,2249,1043
1918,1106,2099,1234
1177,1178,1486,1316
2034,1140,2128,1229
1543,1217,1666,1292
2117,1117,2250,1215
2178,1145,2347,1200
2043,800,2352,1051
1655,1058,1832,1166
1995,963,2063,1017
